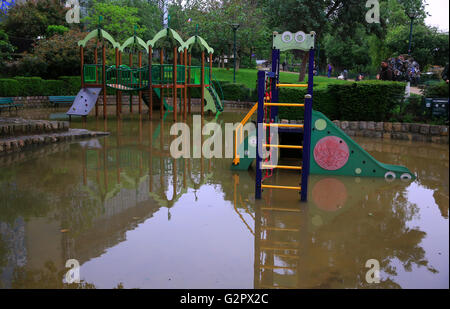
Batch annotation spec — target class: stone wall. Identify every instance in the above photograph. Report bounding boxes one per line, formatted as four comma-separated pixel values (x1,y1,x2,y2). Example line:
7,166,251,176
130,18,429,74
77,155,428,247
0,118,69,138
12,95,140,108
332,120,449,144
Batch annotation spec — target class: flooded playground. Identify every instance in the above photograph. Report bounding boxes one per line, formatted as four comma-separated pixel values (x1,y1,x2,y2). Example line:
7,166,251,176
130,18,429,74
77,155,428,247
0,108,448,289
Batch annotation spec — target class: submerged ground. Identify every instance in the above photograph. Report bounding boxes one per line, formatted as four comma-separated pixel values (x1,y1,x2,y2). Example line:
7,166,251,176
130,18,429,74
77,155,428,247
0,108,448,289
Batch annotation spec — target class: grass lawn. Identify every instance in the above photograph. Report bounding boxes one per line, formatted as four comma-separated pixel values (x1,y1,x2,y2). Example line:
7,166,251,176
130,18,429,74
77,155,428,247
211,68,351,89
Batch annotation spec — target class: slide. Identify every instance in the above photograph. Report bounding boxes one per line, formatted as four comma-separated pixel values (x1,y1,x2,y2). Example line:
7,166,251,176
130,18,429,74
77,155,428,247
230,109,415,181
309,110,415,180
142,89,173,112
67,88,102,116
205,86,224,115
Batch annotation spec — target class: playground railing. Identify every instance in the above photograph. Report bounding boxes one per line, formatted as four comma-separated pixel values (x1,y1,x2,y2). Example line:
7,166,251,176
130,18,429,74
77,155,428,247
105,65,149,90
83,64,103,84
233,103,258,165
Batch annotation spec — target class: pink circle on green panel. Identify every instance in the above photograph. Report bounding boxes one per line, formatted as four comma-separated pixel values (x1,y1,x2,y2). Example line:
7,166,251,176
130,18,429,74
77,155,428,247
314,136,349,170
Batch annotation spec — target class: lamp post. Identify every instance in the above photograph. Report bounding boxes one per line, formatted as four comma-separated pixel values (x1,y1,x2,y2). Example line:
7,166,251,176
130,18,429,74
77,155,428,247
406,9,418,55
230,23,240,83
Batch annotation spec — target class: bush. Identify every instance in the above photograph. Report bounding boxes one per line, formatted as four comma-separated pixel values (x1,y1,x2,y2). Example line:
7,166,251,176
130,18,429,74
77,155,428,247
221,83,252,101
0,79,21,97
278,81,406,122
424,82,449,98
42,79,65,96
59,76,81,95
14,76,44,96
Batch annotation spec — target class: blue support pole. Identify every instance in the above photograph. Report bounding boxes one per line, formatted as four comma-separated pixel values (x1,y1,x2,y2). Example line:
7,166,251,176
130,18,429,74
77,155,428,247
255,70,266,199
300,48,315,202
270,49,280,122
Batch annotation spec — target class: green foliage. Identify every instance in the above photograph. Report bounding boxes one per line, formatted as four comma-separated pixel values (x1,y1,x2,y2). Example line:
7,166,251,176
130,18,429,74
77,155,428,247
46,25,69,37
0,30,15,61
13,76,44,96
0,79,20,97
1,0,69,52
424,82,449,98
9,30,95,79
279,81,406,122
58,76,82,95
221,83,252,101
82,0,145,43
41,79,65,96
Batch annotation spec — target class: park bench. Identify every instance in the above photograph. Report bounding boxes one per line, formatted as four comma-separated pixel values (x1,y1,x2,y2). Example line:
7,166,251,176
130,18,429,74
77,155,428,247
0,97,23,113
48,96,76,107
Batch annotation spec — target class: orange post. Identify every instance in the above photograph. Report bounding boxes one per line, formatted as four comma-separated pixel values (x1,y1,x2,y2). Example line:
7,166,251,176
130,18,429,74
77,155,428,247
102,44,107,119
160,49,164,119
188,53,192,114
148,47,153,119
94,47,98,117
184,49,187,120
201,51,205,118
138,51,142,115
173,47,177,122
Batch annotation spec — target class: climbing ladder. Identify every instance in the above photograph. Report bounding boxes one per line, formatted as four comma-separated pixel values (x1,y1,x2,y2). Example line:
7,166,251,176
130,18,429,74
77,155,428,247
255,48,315,202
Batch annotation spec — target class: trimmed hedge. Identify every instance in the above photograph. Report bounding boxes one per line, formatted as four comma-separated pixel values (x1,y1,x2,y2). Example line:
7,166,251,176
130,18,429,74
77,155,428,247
0,79,20,97
278,81,406,122
14,76,44,96
424,82,449,98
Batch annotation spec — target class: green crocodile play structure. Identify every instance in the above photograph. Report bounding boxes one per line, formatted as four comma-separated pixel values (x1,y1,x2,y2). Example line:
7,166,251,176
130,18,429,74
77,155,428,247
231,30,414,202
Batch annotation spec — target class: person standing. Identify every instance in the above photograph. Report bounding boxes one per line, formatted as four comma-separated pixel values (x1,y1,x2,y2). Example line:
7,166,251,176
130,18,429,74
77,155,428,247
442,63,449,84
376,61,393,81
327,64,333,78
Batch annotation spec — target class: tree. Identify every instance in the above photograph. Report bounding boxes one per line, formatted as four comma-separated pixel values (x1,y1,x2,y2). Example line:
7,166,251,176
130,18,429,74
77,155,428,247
1,0,69,52
82,0,146,42
0,29,15,61
15,29,95,78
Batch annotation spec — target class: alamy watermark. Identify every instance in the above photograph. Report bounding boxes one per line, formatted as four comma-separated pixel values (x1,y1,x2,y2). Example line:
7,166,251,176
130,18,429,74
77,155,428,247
65,258,80,284
365,0,380,24
169,116,278,168
65,0,80,24
365,259,381,284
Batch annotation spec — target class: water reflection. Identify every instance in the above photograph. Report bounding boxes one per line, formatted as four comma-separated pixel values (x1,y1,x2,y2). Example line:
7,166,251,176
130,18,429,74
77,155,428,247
0,113,448,288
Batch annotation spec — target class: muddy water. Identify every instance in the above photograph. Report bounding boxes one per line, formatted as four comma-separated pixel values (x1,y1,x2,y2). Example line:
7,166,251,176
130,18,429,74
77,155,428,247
0,109,448,289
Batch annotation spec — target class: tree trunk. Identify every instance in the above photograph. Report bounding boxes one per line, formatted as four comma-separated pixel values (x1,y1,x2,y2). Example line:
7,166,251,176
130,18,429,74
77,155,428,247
298,51,309,82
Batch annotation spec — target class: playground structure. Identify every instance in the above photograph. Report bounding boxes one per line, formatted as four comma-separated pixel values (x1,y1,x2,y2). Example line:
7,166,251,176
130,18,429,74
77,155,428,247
231,31,415,201
68,24,224,121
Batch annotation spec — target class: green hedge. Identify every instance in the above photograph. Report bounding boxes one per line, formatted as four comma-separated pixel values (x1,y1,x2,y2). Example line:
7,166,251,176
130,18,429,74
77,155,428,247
0,79,20,97
42,80,65,96
278,81,406,122
58,76,81,95
424,82,449,98
14,76,44,96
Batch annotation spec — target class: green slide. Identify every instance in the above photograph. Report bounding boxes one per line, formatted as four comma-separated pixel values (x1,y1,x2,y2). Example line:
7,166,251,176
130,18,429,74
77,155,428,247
142,89,173,112
205,86,224,115
310,110,415,180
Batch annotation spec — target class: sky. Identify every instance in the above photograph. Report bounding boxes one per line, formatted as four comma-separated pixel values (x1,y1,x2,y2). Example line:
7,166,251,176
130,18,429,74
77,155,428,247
424,0,449,32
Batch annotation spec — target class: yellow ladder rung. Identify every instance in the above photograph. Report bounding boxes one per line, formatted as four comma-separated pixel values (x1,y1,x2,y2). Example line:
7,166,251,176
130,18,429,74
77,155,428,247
263,123,304,128
261,226,300,232
276,84,308,88
263,144,303,149
262,184,301,190
259,265,296,270
264,103,305,107
261,207,301,212
261,246,299,251
262,164,302,170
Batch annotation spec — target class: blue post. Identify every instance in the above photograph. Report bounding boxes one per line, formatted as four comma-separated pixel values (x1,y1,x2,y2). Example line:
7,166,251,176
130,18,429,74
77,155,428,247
270,49,280,122
255,70,265,199
300,48,315,202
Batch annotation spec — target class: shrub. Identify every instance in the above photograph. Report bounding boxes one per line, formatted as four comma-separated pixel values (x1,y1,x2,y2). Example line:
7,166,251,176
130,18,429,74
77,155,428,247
42,79,65,96
14,76,44,96
0,79,21,97
424,82,449,98
221,83,252,101
59,76,82,95
328,81,406,121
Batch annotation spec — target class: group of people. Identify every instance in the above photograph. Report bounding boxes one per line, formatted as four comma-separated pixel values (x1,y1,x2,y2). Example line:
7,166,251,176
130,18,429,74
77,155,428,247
377,55,421,84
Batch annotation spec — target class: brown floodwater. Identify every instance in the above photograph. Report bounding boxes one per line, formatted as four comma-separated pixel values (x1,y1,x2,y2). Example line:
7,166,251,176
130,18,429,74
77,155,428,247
0,108,448,289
